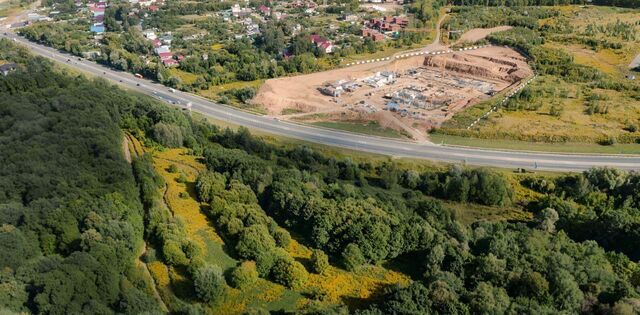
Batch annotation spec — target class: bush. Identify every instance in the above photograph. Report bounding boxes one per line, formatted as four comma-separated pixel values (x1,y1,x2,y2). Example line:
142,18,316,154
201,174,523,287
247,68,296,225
167,164,179,173
256,251,277,278
193,264,227,304
162,240,189,266
342,243,365,271
235,225,277,260
270,255,309,289
311,249,330,275
599,136,617,146
229,261,259,289
273,228,291,248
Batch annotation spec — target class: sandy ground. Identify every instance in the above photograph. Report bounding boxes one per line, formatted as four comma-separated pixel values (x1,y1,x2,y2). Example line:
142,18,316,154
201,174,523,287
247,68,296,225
254,46,532,140
455,26,512,44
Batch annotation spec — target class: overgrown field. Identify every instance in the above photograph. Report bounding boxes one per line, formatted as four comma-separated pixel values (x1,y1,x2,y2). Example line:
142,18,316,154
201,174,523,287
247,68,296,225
438,5,640,145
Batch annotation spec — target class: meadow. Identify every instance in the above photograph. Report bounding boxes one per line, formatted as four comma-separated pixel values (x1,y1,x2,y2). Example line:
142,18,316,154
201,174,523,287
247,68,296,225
438,5,640,147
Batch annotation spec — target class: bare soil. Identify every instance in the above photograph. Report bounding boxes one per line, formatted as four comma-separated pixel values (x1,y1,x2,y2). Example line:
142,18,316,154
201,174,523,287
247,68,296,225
253,46,532,140
455,26,512,44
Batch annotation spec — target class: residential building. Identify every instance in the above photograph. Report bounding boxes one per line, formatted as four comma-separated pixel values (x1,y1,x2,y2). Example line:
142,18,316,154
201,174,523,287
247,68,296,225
143,30,157,40
310,34,333,53
258,5,270,16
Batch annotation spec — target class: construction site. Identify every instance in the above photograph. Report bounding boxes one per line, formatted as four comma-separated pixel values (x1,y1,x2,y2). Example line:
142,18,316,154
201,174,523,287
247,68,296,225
252,45,533,140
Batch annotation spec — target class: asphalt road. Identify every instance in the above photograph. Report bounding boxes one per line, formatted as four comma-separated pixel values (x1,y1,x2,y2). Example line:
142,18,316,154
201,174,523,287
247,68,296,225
3,32,640,172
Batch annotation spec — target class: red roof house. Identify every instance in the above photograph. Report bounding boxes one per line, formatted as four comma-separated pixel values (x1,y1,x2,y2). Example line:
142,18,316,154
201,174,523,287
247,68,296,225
158,52,173,60
258,5,271,16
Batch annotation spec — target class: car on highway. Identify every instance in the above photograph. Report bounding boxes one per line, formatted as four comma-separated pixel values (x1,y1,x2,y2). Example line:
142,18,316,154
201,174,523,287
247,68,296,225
168,88,176,93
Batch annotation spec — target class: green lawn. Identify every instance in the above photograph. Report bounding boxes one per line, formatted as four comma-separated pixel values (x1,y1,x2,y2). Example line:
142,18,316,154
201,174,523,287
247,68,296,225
312,121,407,139
430,133,640,154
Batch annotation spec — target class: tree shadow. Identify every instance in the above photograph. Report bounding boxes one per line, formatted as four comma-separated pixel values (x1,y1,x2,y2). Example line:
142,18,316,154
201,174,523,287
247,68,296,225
171,265,197,302
382,250,428,281
340,282,396,312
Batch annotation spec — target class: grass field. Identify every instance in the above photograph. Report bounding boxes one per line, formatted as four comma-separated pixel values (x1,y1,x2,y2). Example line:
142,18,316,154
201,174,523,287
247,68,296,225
168,68,198,85
430,133,640,154
439,5,640,147
311,121,408,139
199,80,266,114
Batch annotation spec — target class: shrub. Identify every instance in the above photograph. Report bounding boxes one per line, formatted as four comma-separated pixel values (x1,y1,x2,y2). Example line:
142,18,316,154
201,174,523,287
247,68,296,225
255,251,277,278
270,255,309,289
342,243,365,271
193,264,226,304
235,225,277,260
599,136,617,146
176,173,188,183
311,249,330,275
162,240,189,266
167,164,179,173
229,261,259,289
273,228,291,248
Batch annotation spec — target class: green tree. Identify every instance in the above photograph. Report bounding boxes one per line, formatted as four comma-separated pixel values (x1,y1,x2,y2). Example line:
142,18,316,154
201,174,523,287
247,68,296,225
342,243,365,271
311,249,330,275
271,255,309,289
152,122,184,148
235,225,277,260
229,261,259,289
273,228,291,248
536,208,559,233
194,264,226,304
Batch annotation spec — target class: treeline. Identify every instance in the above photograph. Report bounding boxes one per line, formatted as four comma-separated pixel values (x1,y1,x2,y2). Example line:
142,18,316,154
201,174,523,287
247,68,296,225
192,128,640,313
0,39,161,314
444,6,558,36
526,168,640,260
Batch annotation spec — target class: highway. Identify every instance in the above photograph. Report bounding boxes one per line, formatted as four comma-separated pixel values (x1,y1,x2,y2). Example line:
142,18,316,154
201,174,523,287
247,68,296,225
3,32,640,172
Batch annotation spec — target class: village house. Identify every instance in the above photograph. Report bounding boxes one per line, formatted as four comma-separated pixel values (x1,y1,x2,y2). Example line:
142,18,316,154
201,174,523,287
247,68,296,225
362,28,384,41
143,30,157,40
231,4,252,18
258,5,271,16
366,16,408,34
310,34,333,53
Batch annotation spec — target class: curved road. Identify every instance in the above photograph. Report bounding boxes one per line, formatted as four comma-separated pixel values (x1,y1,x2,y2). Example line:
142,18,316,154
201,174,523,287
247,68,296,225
3,32,639,172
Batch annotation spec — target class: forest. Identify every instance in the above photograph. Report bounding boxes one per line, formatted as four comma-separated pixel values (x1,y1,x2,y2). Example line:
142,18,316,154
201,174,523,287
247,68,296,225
1,38,640,314
0,40,161,314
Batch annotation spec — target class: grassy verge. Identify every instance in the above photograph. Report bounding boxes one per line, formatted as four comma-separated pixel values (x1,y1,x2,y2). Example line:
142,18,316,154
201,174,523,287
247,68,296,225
198,80,266,115
311,121,407,139
430,133,640,155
